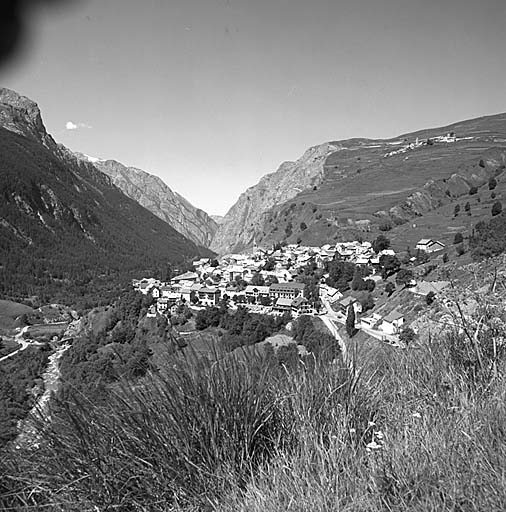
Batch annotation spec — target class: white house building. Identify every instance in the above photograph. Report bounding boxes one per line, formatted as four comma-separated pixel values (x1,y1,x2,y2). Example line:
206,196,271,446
415,239,445,253
380,310,404,335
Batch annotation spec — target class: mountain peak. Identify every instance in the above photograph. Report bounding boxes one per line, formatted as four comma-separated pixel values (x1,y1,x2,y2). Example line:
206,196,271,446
0,87,53,148
0,87,40,113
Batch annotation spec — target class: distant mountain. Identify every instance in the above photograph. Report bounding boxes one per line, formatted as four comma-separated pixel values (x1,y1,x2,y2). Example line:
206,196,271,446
210,144,337,253
211,215,225,225
211,113,506,253
77,156,218,248
0,88,211,306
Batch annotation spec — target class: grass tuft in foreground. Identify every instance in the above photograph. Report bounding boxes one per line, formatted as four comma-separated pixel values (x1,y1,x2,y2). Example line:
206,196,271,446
2,304,506,510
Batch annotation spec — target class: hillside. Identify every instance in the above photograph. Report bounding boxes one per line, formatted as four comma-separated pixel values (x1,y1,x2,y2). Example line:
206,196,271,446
210,143,338,254
211,113,506,253
79,156,218,248
0,88,210,306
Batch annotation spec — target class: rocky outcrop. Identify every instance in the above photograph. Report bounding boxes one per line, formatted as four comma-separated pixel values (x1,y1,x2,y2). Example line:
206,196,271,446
210,143,338,254
87,158,218,248
0,87,56,150
384,147,506,222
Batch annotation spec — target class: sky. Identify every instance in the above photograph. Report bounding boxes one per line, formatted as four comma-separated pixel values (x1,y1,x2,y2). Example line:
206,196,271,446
2,0,506,215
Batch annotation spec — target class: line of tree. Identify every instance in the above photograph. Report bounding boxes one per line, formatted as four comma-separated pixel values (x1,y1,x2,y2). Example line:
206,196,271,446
195,306,291,352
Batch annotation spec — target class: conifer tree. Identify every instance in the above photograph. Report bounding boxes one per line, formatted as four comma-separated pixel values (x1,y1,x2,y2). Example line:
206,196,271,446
346,305,357,337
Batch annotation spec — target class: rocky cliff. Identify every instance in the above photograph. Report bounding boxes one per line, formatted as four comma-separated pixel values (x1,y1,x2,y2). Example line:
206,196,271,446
210,143,339,254
83,158,218,248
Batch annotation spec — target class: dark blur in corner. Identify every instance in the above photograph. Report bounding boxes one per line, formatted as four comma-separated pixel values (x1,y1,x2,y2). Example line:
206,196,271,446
0,0,78,68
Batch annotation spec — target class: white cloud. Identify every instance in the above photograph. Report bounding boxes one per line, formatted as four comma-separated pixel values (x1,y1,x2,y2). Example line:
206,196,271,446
65,121,92,131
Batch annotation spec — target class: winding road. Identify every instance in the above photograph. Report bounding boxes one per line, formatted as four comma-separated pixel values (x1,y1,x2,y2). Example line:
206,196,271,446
0,326,35,362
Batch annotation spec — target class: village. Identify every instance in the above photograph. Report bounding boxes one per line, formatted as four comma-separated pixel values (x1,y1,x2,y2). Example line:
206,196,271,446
382,131,473,158
133,235,452,344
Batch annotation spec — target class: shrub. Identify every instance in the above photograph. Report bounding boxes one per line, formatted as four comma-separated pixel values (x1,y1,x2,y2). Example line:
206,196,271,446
491,201,502,216
300,222,307,231
398,326,416,346
395,268,414,286
454,204,460,217
425,291,436,305
469,186,478,195
372,234,390,253
453,232,463,245
378,220,392,232
456,243,465,256
488,177,497,190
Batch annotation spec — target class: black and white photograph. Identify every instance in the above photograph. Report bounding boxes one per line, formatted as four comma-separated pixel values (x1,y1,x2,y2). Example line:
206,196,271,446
1,0,506,510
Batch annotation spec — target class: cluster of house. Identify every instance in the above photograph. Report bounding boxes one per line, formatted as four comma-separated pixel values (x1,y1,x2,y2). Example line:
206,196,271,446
132,237,448,335
383,133,458,158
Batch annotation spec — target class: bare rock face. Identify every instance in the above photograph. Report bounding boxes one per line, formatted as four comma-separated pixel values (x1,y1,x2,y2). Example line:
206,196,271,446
0,87,55,150
210,143,338,254
86,158,218,248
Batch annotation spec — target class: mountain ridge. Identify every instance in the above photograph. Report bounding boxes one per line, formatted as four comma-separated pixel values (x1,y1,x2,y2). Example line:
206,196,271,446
76,156,218,248
0,87,210,306
210,112,506,254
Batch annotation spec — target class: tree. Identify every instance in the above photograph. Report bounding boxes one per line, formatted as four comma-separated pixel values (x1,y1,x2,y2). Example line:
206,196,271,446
234,275,247,291
250,272,265,286
385,281,395,296
399,327,416,347
379,254,401,278
415,249,429,264
372,234,390,254
162,264,174,282
209,259,219,267
395,268,414,287
464,202,471,215
425,291,436,305
360,293,375,312
492,201,503,216
259,295,271,306
488,177,497,190
379,220,392,232
351,267,366,291
469,186,478,195
442,253,449,263
454,204,460,217
453,232,463,245
456,243,465,256
346,306,357,337
364,279,376,292
300,222,307,231
263,257,276,271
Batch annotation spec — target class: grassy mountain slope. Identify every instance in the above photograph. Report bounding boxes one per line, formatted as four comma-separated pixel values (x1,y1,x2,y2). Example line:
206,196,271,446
213,113,506,253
